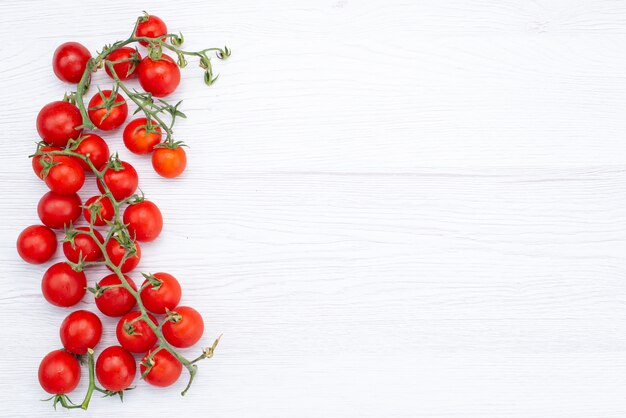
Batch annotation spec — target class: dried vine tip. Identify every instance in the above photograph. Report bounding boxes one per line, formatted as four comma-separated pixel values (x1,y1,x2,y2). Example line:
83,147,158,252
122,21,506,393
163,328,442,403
202,334,223,358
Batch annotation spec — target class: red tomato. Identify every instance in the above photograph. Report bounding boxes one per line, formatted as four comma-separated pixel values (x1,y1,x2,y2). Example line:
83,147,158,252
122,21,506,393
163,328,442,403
63,227,103,263
73,134,110,170
135,14,168,46
95,274,137,317
37,192,82,229
41,262,86,307
123,118,162,154
97,161,138,201
32,146,61,178
52,42,91,83
38,350,81,394
152,146,186,178
116,311,158,353
83,195,114,226
96,346,136,392
162,306,204,348
43,156,85,195
88,90,128,130
105,47,141,80
123,200,163,242
60,310,102,355
36,101,83,147
106,238,141,273
140,348,182,387
17,225,57,264
137,54,180,97
140,272,182,314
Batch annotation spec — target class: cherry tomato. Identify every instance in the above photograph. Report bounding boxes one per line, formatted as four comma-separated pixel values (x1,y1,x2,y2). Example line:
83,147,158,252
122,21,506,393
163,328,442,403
95,274,137,317
32,146,61,178
116,311,158,353
123,118,162,154
140,272,182,314
106,238,141,273
105,47,141,80
17,225,57,264
123,200,163,242
60,310,102,355
97,161,138,201
88,90,128,130
73,134,110,170
152,146,186,178
162,306,204,348
52,42,91,83
63,227,103,263
140,348,182,387
37,192,82,229
38,350,81,394
41,262,86,307
137,54,180,97
43,156,85,195
36,101,83,147
83,195,114,226
135,14,167,47
96,346,136,392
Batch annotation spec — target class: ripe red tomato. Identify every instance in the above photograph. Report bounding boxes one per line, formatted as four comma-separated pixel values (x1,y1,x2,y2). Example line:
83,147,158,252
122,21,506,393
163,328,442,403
140,348,182,387
37,192,82,229
123,200,163,242
88,90,128,130
135,14,168,46
43,156,85,195
138,54,180,97
105,47,141,80
116,311,158,353
95,274,137,317
140,272,182,314
123,118,162,154
97,161,138,201
83,195,114,226
63,227,103,263
73,134,110,170
60,310,103,355
38,350,81,394
162,306,204,348
41,262,86,307
106,238,141,273
36,101,83,147
96,346,136,392
52,42,92,83
17,225,57,264
32,146,61,178
152,146,187,178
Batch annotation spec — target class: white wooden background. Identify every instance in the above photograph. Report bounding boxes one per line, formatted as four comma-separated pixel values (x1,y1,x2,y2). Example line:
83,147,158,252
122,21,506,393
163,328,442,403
1,0,626,416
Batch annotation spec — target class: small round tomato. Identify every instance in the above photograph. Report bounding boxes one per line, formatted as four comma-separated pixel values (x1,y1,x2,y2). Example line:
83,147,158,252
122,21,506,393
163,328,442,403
97,161,138,201
123,200,163,242
140,272,182,314
83,195,114,226
137,54,180,97
116,311,158,353
38,350,81,394
106,238,141,273
105,47,141,80
88,90,128,130
43,156,85,195
60,310,102,355
17,225,57,264
36,101,83,147
140,348,182,387
135,14,167,46
95,274,137,317
52,42,91,83
96,346,136,392
73,134,110,170
123,118,162,154
162,306,204,348
37,192,81,230
152,146,186,178
41,262,86,307
63,227,103,263
32,146,61,178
